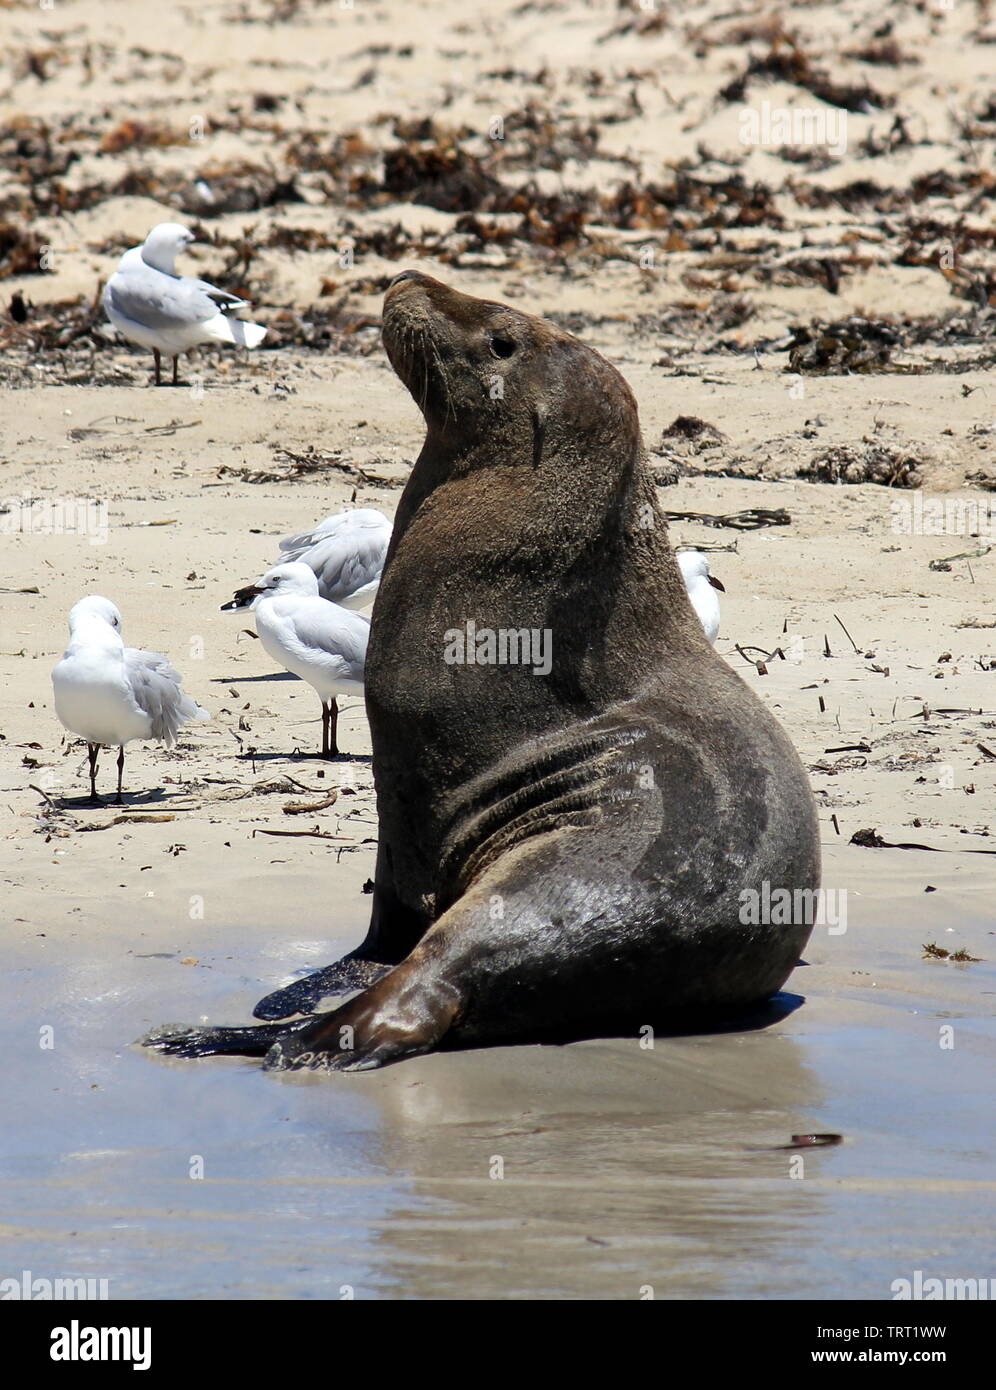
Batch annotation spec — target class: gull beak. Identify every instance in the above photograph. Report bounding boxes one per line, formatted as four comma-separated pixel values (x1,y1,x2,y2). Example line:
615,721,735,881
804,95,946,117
220,583,264,612
708,575,725,592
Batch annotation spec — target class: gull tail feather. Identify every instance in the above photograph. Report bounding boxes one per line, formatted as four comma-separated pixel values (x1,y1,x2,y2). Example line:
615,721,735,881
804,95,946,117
202,315,267,348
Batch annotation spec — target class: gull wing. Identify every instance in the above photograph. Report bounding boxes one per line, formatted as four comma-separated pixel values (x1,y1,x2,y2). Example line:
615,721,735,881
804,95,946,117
294,531,388,602
283,602,369,678
105,267,222,331
124,647,209,745
278,512,391,602
188,277,249,311
279,509,391,555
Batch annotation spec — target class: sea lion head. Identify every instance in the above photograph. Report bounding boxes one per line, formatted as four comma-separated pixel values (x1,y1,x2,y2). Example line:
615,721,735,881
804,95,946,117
378,270,710,679
381,270,640,473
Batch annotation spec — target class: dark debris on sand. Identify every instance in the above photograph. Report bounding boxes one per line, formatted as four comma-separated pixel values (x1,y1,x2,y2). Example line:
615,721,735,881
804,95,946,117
2,14,996,408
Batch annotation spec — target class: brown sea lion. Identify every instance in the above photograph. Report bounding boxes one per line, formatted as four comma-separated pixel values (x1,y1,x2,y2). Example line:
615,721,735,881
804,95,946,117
142,271,820,1071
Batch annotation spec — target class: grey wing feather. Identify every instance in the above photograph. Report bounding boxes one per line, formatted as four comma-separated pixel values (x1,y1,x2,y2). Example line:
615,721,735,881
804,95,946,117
125,648,210,745
289,607,369,676
279,511,390,556
105,271,219,330
292,533,387,602
188,277,249,310
278,516,344,553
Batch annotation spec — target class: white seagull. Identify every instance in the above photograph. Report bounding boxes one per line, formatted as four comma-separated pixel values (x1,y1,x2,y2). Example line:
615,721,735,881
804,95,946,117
102,222,267,385
52,595,210,803
276,508,391,609
677,550,725,645
222,563,368,758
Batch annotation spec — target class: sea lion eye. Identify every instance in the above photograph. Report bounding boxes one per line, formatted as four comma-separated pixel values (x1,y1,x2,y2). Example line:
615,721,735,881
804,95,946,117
489,334,516,359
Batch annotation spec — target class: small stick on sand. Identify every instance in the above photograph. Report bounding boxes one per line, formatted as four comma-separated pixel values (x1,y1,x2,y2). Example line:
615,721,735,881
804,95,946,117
834,613,861,653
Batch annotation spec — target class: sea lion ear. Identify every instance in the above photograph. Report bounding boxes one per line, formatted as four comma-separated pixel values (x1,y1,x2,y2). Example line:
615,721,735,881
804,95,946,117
531,405,546,468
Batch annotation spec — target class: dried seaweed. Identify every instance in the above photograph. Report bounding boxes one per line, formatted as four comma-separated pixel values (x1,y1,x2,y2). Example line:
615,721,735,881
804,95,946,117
720,36,895,113
800,444,922,488
0,223,48,280
783,319,900,374
663,508,791,530
381,142,505,212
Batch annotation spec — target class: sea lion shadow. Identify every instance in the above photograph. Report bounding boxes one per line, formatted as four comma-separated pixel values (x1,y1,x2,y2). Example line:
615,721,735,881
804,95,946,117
650,990,806,1039
438,992,807,1055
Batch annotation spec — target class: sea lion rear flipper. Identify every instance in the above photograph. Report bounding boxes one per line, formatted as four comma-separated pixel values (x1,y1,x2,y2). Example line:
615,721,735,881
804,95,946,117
252,957,392,1021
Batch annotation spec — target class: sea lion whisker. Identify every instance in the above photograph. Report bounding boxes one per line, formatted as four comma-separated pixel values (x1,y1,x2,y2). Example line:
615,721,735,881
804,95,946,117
428,337,455,428
403,320,431,416
419,331,437,419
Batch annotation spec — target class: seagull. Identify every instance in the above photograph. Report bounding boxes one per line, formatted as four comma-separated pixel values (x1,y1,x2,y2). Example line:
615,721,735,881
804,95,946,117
51,596,210,803
222,563,368,758
677,550,725,644
276,508,391,609
102,222,267,385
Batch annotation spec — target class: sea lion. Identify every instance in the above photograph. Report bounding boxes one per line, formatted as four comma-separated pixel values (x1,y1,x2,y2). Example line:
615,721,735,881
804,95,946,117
143,270,820,1072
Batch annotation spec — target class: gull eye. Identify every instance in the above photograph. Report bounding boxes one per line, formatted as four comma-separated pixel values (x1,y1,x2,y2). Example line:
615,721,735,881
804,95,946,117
489,334,516,359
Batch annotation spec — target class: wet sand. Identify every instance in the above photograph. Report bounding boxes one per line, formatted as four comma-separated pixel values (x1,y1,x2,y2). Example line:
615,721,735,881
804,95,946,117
3,843,994,1300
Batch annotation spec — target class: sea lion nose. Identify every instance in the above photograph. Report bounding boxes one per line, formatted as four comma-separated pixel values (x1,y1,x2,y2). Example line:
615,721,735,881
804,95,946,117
388,269,427,288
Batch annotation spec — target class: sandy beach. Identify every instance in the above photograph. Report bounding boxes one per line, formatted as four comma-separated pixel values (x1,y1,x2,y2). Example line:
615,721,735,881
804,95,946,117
1,0,994,1301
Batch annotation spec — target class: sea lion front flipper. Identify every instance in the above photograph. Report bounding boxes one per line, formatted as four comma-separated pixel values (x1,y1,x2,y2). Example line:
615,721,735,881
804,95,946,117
261,954,460,1072
252,958,392,1021
139,1018,306,1058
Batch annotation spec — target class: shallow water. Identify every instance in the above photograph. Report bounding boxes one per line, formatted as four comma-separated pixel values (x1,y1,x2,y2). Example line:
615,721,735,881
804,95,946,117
3,844,993,1301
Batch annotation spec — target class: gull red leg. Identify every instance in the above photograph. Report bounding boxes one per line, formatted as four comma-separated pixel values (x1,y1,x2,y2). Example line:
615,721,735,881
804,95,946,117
320,701,330,758
87,743,100,802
